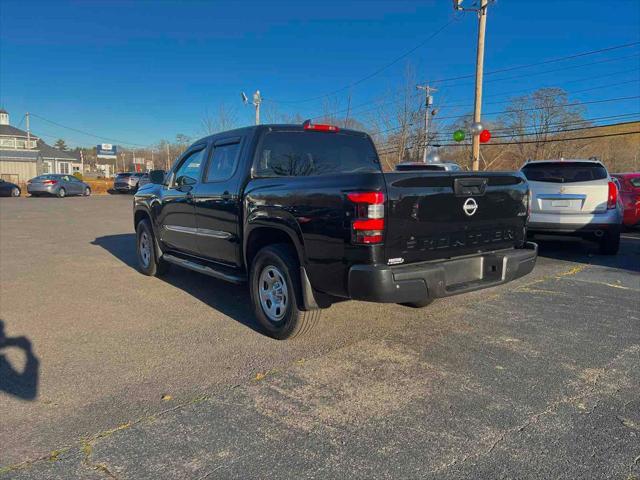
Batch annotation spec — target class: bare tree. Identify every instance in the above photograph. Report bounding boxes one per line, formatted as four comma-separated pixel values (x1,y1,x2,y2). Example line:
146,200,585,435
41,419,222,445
201,104,239,135
498,88,587,165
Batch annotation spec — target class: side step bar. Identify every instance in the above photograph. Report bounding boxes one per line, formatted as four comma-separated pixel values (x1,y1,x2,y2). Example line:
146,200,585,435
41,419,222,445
162,254,246,284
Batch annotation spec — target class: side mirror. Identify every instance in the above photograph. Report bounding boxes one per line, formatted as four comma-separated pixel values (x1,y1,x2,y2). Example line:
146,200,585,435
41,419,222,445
149,170,166,184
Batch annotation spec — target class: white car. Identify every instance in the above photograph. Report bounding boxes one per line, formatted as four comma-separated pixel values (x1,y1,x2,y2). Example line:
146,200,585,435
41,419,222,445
521,159,622,255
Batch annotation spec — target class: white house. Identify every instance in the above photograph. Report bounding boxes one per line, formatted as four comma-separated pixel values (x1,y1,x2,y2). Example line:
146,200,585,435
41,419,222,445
0,109,82,182
0,109,41,183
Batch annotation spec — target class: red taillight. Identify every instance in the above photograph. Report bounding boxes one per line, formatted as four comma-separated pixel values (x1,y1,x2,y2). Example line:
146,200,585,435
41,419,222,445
302,120,340,132
607,181,618,209
347,191,385,244
43,180,58,185
353,218,384,231
347,192,384,204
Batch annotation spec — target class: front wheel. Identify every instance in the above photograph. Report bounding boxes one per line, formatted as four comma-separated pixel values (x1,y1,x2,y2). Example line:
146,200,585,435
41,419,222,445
11,187,20,197
84,187,91,196
57,187,66,198
250,244,321,340
136,218,169,276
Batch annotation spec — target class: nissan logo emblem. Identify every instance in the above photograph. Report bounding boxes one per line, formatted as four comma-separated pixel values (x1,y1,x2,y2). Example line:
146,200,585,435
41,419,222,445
463,197,478,216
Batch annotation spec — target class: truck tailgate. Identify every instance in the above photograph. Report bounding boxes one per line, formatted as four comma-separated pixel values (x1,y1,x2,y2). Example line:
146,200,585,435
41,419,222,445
383,171,529,265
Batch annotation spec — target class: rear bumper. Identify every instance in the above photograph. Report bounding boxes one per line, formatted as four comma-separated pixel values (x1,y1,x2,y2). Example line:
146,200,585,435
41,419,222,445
27,185,56,194
348,242,538,304
528,222,620,234
528,210,621,233
114,183,136,191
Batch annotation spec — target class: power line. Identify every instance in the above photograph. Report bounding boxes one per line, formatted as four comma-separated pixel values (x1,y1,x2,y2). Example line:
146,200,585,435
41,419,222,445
304,42,640,120
376,129,639,155
30,113,149,147
430,113,640,137
431,118,640,140
311,73,639,121
429,41,640,84
369,95,640,137
266,15,461,105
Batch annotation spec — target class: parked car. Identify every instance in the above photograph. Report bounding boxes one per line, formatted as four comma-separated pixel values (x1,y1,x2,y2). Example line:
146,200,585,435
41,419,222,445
114,172,144,193
27,174,91,198
395,161,463,172
611,172,640,228
521,159,622,254
133,121,537,339
0,179,21,197
137,170,165,190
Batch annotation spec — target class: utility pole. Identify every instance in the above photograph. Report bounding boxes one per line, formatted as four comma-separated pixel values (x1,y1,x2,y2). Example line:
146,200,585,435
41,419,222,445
241,90,262,125
471,0,489,171
416,84,437,163
26,112,31,149
80,149,84,174
165,142,170,170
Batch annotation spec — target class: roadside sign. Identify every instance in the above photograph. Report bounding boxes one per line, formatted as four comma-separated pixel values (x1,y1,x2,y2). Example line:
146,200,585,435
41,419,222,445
97,144,117,159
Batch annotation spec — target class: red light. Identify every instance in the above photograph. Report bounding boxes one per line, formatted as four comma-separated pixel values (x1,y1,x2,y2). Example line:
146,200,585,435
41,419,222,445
302,120,340,132
607,181,618,209
353,219,384,231
43,180,58,185
479,129,491,143
360,234,384,244
347,192,384,204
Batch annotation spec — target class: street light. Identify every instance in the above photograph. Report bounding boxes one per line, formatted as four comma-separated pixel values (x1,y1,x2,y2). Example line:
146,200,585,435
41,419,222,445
242,90,262,125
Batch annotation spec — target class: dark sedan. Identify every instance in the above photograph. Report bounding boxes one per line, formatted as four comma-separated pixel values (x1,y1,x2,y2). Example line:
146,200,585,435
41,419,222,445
0,179,21,197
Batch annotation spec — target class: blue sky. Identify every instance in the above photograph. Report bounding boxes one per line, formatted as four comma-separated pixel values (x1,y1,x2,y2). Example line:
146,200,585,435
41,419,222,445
1,0,639,148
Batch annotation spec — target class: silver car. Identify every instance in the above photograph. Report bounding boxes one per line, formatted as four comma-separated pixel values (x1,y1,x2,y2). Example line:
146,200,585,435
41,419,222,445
114,172,144,193
521,159,622,254
27,174,91,198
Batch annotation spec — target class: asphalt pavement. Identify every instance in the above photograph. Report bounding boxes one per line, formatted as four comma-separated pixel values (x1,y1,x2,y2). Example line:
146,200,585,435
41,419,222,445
0,195,638,479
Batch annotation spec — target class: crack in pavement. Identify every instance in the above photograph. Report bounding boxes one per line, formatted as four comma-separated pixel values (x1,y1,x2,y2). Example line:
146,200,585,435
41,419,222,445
429,344,639,475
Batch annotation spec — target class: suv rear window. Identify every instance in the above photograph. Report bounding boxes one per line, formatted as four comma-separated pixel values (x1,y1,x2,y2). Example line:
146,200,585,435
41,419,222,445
521,162,608,183
256,131,380,177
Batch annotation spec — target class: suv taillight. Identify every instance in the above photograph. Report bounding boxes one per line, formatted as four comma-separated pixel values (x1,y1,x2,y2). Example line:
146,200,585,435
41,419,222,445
347,191,385,244
607,181,618,209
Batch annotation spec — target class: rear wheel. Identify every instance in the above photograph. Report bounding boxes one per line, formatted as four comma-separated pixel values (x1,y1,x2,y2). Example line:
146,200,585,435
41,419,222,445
136,218,169,276
250,244,321,340
57,187,66,198
399,298,435,309
11,187,20,197
599,229,620,255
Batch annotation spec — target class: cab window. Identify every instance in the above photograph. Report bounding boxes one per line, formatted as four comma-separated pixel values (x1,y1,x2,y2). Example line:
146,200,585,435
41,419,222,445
173,148,205,186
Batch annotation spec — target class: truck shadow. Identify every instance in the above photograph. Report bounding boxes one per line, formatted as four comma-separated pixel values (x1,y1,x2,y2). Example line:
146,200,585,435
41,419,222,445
534,232,640,273
0,320,39,401
92,234,262,334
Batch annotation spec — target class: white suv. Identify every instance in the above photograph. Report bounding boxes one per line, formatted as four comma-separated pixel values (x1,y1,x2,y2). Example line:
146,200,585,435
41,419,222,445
521,159,622,255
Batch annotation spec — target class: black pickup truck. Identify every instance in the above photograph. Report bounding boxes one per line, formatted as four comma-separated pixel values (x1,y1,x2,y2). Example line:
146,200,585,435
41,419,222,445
133,121,537,339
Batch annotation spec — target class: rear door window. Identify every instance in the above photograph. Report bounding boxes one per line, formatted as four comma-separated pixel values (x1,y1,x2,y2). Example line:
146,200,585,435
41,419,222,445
205,141,241,182
256,131,380,177
521,162,608,183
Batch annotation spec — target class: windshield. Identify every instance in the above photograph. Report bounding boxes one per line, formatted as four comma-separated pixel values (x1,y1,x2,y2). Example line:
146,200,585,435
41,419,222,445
256,131,380,177
521,162,608,183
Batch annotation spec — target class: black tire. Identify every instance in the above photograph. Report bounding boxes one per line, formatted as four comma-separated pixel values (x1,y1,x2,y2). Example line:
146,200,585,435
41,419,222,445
136,218,169,276
84,187,91,196
11,187,20,197
599,229,620,255
399,298,435,309
250,244,321,340
57,187,66,198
